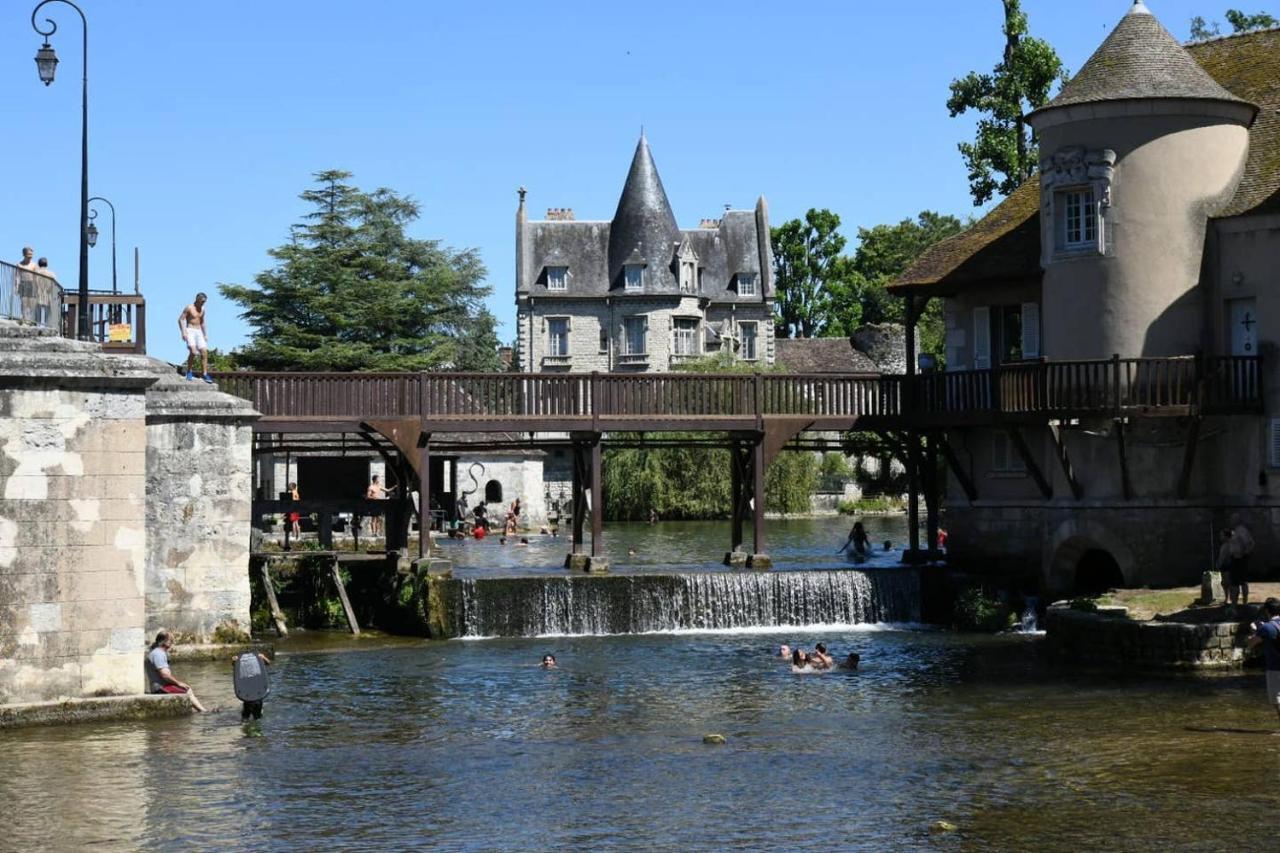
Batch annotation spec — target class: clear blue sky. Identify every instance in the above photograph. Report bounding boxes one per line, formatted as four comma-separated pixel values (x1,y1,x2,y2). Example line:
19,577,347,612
0,0,1229,364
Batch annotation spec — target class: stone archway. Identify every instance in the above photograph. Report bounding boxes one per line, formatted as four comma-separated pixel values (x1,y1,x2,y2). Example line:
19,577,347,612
1046,518,1137,596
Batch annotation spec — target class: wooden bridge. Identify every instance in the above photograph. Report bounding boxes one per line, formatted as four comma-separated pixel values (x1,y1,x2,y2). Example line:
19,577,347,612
213,354,1262,568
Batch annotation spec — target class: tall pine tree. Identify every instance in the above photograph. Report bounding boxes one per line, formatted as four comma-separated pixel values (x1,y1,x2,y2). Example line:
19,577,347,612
220,170,501,372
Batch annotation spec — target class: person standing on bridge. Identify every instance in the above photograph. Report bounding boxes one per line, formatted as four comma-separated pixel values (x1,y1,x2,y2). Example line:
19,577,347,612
366,475,394,537
178,292,212,383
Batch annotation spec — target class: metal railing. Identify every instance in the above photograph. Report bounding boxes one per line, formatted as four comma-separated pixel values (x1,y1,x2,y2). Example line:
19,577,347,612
1,260,61,329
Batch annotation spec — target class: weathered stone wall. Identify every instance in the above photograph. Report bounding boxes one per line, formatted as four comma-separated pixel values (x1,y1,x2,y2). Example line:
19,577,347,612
0,324,156,704
453,452,547,526
1045,606,1249,668
851,323,906,374
144,371,257,643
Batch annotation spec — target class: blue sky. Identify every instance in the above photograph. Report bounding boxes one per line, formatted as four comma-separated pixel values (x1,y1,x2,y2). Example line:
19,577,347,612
0,0,1232,363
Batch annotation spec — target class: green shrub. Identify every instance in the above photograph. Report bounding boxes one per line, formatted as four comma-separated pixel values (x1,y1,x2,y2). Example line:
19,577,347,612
1068,597,1098,612
953,587,1010,632
837,495,903,514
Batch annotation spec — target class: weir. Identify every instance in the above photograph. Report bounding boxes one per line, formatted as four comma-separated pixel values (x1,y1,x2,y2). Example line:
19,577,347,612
438,568,920,638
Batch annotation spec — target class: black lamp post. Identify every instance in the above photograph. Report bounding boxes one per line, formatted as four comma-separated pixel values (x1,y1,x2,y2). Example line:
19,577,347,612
88,196,116,294
31,0,90,340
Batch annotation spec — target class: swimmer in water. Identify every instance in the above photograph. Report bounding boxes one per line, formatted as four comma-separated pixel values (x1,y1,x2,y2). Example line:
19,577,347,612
627,547,637,557
840,653,861,670
790,649,812,673
518,537,529,547
883,540,892,552
812,643,834,669
840,522,870,557
540,654,557,669
779,643,791,660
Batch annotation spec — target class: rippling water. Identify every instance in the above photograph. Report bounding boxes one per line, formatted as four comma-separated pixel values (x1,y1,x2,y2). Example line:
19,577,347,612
443,515,911,577
3,630,1277,851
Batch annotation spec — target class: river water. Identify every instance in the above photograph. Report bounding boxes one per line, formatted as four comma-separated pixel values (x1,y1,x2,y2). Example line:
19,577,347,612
442,515,912,577
4,628,1278,850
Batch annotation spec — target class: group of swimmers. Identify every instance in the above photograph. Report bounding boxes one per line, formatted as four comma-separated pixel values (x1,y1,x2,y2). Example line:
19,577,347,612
779,642,860,673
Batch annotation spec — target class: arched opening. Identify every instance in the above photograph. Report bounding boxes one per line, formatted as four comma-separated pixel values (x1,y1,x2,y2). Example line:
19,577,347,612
484,479,503,504
1075,549,1123,596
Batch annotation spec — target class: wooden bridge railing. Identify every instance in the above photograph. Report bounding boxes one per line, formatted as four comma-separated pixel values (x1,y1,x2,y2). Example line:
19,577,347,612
214,355,1262,425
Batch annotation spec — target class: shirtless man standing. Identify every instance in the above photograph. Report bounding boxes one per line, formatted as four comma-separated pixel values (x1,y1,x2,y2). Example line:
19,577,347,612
365,474,394,536
178,292,212,382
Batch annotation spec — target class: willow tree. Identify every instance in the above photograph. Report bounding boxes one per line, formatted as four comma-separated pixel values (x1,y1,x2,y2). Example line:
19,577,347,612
220,170,500,372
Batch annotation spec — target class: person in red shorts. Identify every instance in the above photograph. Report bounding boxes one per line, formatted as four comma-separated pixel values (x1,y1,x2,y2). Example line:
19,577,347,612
144,631,206,712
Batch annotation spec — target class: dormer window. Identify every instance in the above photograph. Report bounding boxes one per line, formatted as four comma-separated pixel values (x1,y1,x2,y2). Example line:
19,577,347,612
738,273,758,297
680,261,696,293
624,264,645,292
547,266,568,291
1058,188,1098,251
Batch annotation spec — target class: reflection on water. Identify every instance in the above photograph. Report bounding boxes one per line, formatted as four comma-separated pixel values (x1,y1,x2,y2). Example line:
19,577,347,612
443,515,912,577
2,631,1278,850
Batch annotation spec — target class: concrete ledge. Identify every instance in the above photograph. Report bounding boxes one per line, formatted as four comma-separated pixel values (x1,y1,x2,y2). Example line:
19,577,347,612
168,642,275,662
1046,606,1250,669
0,693,192,730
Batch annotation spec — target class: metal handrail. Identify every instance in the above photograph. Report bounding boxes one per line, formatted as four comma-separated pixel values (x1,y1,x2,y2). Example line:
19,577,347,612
0,259,62,328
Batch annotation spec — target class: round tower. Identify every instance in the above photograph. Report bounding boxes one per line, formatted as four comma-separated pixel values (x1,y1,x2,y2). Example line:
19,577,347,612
1027,1,1256,359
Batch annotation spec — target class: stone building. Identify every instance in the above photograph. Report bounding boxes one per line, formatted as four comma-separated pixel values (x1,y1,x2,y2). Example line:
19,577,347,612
515,135,775,372
892,4,1280,593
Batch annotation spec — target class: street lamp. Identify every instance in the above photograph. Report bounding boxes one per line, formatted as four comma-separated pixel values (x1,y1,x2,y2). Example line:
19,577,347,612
31,0,90,340
88,196,116,294
85,211,98,247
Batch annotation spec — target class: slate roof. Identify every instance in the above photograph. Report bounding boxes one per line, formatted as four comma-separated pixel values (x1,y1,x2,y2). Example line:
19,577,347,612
1031,2,1253,119
892,22,1280,294
519,136,770,304
774,337,880,374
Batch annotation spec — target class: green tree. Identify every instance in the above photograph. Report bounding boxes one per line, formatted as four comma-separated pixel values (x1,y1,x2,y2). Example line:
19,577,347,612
220,170,500,372
1192,8,1277,38
947,0,1065,205
771,209,857,339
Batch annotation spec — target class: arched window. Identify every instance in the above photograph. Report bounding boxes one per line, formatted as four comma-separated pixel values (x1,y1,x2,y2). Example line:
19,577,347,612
485,480,503,504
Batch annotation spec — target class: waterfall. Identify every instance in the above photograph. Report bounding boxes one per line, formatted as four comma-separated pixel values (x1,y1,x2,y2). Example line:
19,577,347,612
441,569,921,638
1016,595,1041,634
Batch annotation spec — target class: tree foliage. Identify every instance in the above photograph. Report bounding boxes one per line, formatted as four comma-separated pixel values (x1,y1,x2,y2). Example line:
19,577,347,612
1191,8,1277,39
947,0,1065,205
771,209,857,339
220,170,500,372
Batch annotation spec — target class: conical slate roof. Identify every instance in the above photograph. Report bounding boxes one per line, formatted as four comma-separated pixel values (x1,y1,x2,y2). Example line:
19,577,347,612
608,135,680,289
1030,1,1254,118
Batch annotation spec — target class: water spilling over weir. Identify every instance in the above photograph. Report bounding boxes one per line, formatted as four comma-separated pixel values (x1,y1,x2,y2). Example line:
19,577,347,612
437,568,920,638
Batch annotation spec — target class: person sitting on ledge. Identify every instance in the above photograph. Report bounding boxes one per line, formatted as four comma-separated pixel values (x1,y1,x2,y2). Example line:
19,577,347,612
145,631,206,712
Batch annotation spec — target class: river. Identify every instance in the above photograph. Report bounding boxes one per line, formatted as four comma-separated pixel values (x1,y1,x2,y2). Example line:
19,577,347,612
3,627,1277,850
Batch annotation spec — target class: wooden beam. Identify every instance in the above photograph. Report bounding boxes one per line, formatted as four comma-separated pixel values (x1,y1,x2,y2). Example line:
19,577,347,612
1047,424,1084,500
329,559,361,636
1115,420,1133,500
1177,417,1201,499
1004,425,1052,499
935,433,978,502
258,559,288,638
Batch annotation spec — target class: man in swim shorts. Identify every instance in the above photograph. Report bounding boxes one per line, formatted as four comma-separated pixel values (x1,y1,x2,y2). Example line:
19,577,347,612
178,292,212,382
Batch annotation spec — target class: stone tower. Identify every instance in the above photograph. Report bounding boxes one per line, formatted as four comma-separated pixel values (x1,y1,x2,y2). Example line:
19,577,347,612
1027,0,1257,359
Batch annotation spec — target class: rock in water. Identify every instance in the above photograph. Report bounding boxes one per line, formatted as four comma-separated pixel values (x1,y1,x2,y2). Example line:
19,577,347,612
930,820,958,834
702,734,726,745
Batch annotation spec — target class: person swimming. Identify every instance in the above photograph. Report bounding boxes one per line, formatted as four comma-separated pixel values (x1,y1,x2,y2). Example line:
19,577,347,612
540,654,557,669
811,643,834,669
791,648,810,672
840,522,870,557
883,540,892,552
840,652,861,670
778,643,791,660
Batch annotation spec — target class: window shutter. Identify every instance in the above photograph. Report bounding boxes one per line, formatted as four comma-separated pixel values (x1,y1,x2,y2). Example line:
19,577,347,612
973,307,991,369
1270,419,1280,469
1021,302,1040,359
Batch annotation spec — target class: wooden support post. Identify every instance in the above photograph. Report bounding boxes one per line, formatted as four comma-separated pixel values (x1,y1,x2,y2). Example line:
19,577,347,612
258,558,288,638
1115,420,1133,500
1005,425,1052,499
1048,424,1084,500
752,433,766,557
925,433,940,558
936,433,978,502
1177,417,1201,499
329,558,360,635
571,440,586,554
318,511,333,551
907,431,921,555
590,435,603,558
730,440,745,553
418,434,431,560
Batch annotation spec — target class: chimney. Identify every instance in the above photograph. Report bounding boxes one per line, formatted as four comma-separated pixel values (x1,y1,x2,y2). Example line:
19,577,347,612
498,346,514,371
546,208,576,221
699,218,721,229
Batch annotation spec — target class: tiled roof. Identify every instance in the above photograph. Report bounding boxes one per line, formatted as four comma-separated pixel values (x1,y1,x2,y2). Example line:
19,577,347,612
892,24,1280,293
1030,2,1252,118
774,337,879,374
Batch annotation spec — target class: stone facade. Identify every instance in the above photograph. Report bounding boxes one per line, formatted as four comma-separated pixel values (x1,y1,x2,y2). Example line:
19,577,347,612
145,371,258,642
1045,606,1249,669
0,324,156,703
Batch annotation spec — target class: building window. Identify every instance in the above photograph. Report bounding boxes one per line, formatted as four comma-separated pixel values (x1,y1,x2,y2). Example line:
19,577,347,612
547,266,568,291
485,480,503,503
740,321,758,361
624,316,647,355
624,264,645,292
738,273,758,297
992,431,1027,474
547,317,570,357
1058,188,1097,251
697,268,705,292
680,261,696,293
673,318,698,356
599,329,609,354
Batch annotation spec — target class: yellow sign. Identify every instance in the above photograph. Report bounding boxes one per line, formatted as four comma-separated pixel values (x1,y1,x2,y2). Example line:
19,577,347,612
108,323,132,343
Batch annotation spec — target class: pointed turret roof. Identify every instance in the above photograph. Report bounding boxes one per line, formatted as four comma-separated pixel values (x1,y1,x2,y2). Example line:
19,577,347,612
1030,1,1255,119
608,134,681,289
